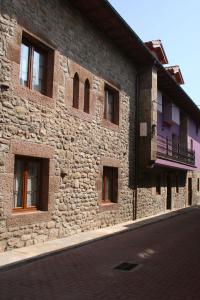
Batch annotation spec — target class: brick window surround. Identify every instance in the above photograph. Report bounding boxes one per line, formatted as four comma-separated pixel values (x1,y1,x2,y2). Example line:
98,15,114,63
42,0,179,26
9,27,58,108
1,140,59,227
19,32,54,97
13,156,49,212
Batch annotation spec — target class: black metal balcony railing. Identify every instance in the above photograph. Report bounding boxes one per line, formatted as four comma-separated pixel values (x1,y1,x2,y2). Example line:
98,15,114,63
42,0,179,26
157,135,195,166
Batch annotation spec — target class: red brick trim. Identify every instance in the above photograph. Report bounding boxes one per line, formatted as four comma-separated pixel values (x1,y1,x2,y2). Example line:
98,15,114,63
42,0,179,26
9,26,58,108
97,157,121,208
3,140,59,226
10,140,54,159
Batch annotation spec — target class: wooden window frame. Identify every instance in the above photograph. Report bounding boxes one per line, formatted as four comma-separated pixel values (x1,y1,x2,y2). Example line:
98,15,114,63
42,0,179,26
13,156,48,213
102,166,118,204
20,32,54,97
104,84,119,125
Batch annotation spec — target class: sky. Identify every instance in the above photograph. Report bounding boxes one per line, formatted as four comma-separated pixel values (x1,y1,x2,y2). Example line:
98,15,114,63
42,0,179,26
108,0,200,107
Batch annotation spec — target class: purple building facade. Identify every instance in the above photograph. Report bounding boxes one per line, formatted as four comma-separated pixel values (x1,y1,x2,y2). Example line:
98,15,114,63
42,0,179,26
137,42,200,218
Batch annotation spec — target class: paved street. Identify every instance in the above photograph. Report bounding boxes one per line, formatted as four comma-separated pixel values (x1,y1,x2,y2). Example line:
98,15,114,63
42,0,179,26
1,208,200,300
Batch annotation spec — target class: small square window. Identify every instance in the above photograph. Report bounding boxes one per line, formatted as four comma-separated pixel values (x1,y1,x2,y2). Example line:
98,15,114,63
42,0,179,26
13,156,49,212
104,85,119,125
19,32,54,96
102,166,118,203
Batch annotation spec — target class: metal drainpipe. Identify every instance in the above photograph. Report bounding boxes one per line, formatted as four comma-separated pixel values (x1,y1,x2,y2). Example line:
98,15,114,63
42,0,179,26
133,72,140,220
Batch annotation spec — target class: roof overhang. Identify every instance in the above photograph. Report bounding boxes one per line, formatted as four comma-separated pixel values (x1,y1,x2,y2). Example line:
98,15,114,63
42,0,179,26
68,0,200,122
145,40,168,64
165,65,184,85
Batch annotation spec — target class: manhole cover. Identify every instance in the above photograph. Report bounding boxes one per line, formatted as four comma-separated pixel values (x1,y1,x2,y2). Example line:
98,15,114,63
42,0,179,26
114,262,138,271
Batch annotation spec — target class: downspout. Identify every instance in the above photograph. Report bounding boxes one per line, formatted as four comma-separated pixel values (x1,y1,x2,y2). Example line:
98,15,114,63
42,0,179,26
133,71,140,220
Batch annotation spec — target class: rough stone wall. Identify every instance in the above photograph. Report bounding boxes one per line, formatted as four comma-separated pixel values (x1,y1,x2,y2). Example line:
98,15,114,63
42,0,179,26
137,169,187,219
187,171,200,206
0,0,136,251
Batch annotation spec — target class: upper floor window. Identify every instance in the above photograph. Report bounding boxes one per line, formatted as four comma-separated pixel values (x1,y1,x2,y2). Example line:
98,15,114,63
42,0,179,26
190,139,193,150
73,73,79,109
20,34,52,96
84,79,90,113
104,85,119,125
157,90,163,113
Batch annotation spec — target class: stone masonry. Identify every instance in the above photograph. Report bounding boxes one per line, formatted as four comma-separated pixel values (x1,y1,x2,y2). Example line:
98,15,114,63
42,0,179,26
0,0,200,253
0,0,136,252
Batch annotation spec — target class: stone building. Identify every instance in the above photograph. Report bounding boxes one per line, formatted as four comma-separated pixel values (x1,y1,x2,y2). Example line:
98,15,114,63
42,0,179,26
0,0,199,252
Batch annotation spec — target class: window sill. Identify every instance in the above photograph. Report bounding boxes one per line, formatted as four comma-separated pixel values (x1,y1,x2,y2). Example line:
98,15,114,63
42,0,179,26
102,119,119,132
99,202,119,212
68,106,94,123
13,84,55,108
7,210,51,227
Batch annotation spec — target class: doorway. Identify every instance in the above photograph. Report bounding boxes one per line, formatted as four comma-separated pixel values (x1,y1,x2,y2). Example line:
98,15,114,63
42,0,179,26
166,174,172,210
188,178,192,206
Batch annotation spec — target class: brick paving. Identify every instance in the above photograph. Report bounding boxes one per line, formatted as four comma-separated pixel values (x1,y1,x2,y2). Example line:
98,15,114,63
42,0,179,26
1,208,200,300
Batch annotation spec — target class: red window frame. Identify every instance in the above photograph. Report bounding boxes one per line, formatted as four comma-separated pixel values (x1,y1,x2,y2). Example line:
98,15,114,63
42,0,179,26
102,167,118,203
104,85,119,125
19,33,54,96
13,156,42,212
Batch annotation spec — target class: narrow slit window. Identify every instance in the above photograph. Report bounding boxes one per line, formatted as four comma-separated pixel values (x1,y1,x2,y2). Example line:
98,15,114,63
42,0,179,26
73,73,79,109
84,79,90,113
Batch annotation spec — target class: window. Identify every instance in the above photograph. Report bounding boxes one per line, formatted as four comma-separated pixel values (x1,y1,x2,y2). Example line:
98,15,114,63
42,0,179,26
156,174,161,195
190,139,193,150
175,175,179,193
102,167,118,203
196,123,199,136
157,90,163,113
104,85,119,125
197,178,200,192
13,156,49,211
84,79,90,113
19,33,53,96
73,73,79,109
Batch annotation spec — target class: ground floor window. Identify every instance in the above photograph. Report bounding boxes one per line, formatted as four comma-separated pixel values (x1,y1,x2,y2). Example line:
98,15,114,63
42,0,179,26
13,156,49,211
156,174,161,195
102,167,118,203
175,174,179,193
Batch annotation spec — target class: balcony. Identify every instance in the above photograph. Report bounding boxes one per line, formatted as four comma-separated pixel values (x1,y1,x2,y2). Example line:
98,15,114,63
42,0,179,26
157,135,195,166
